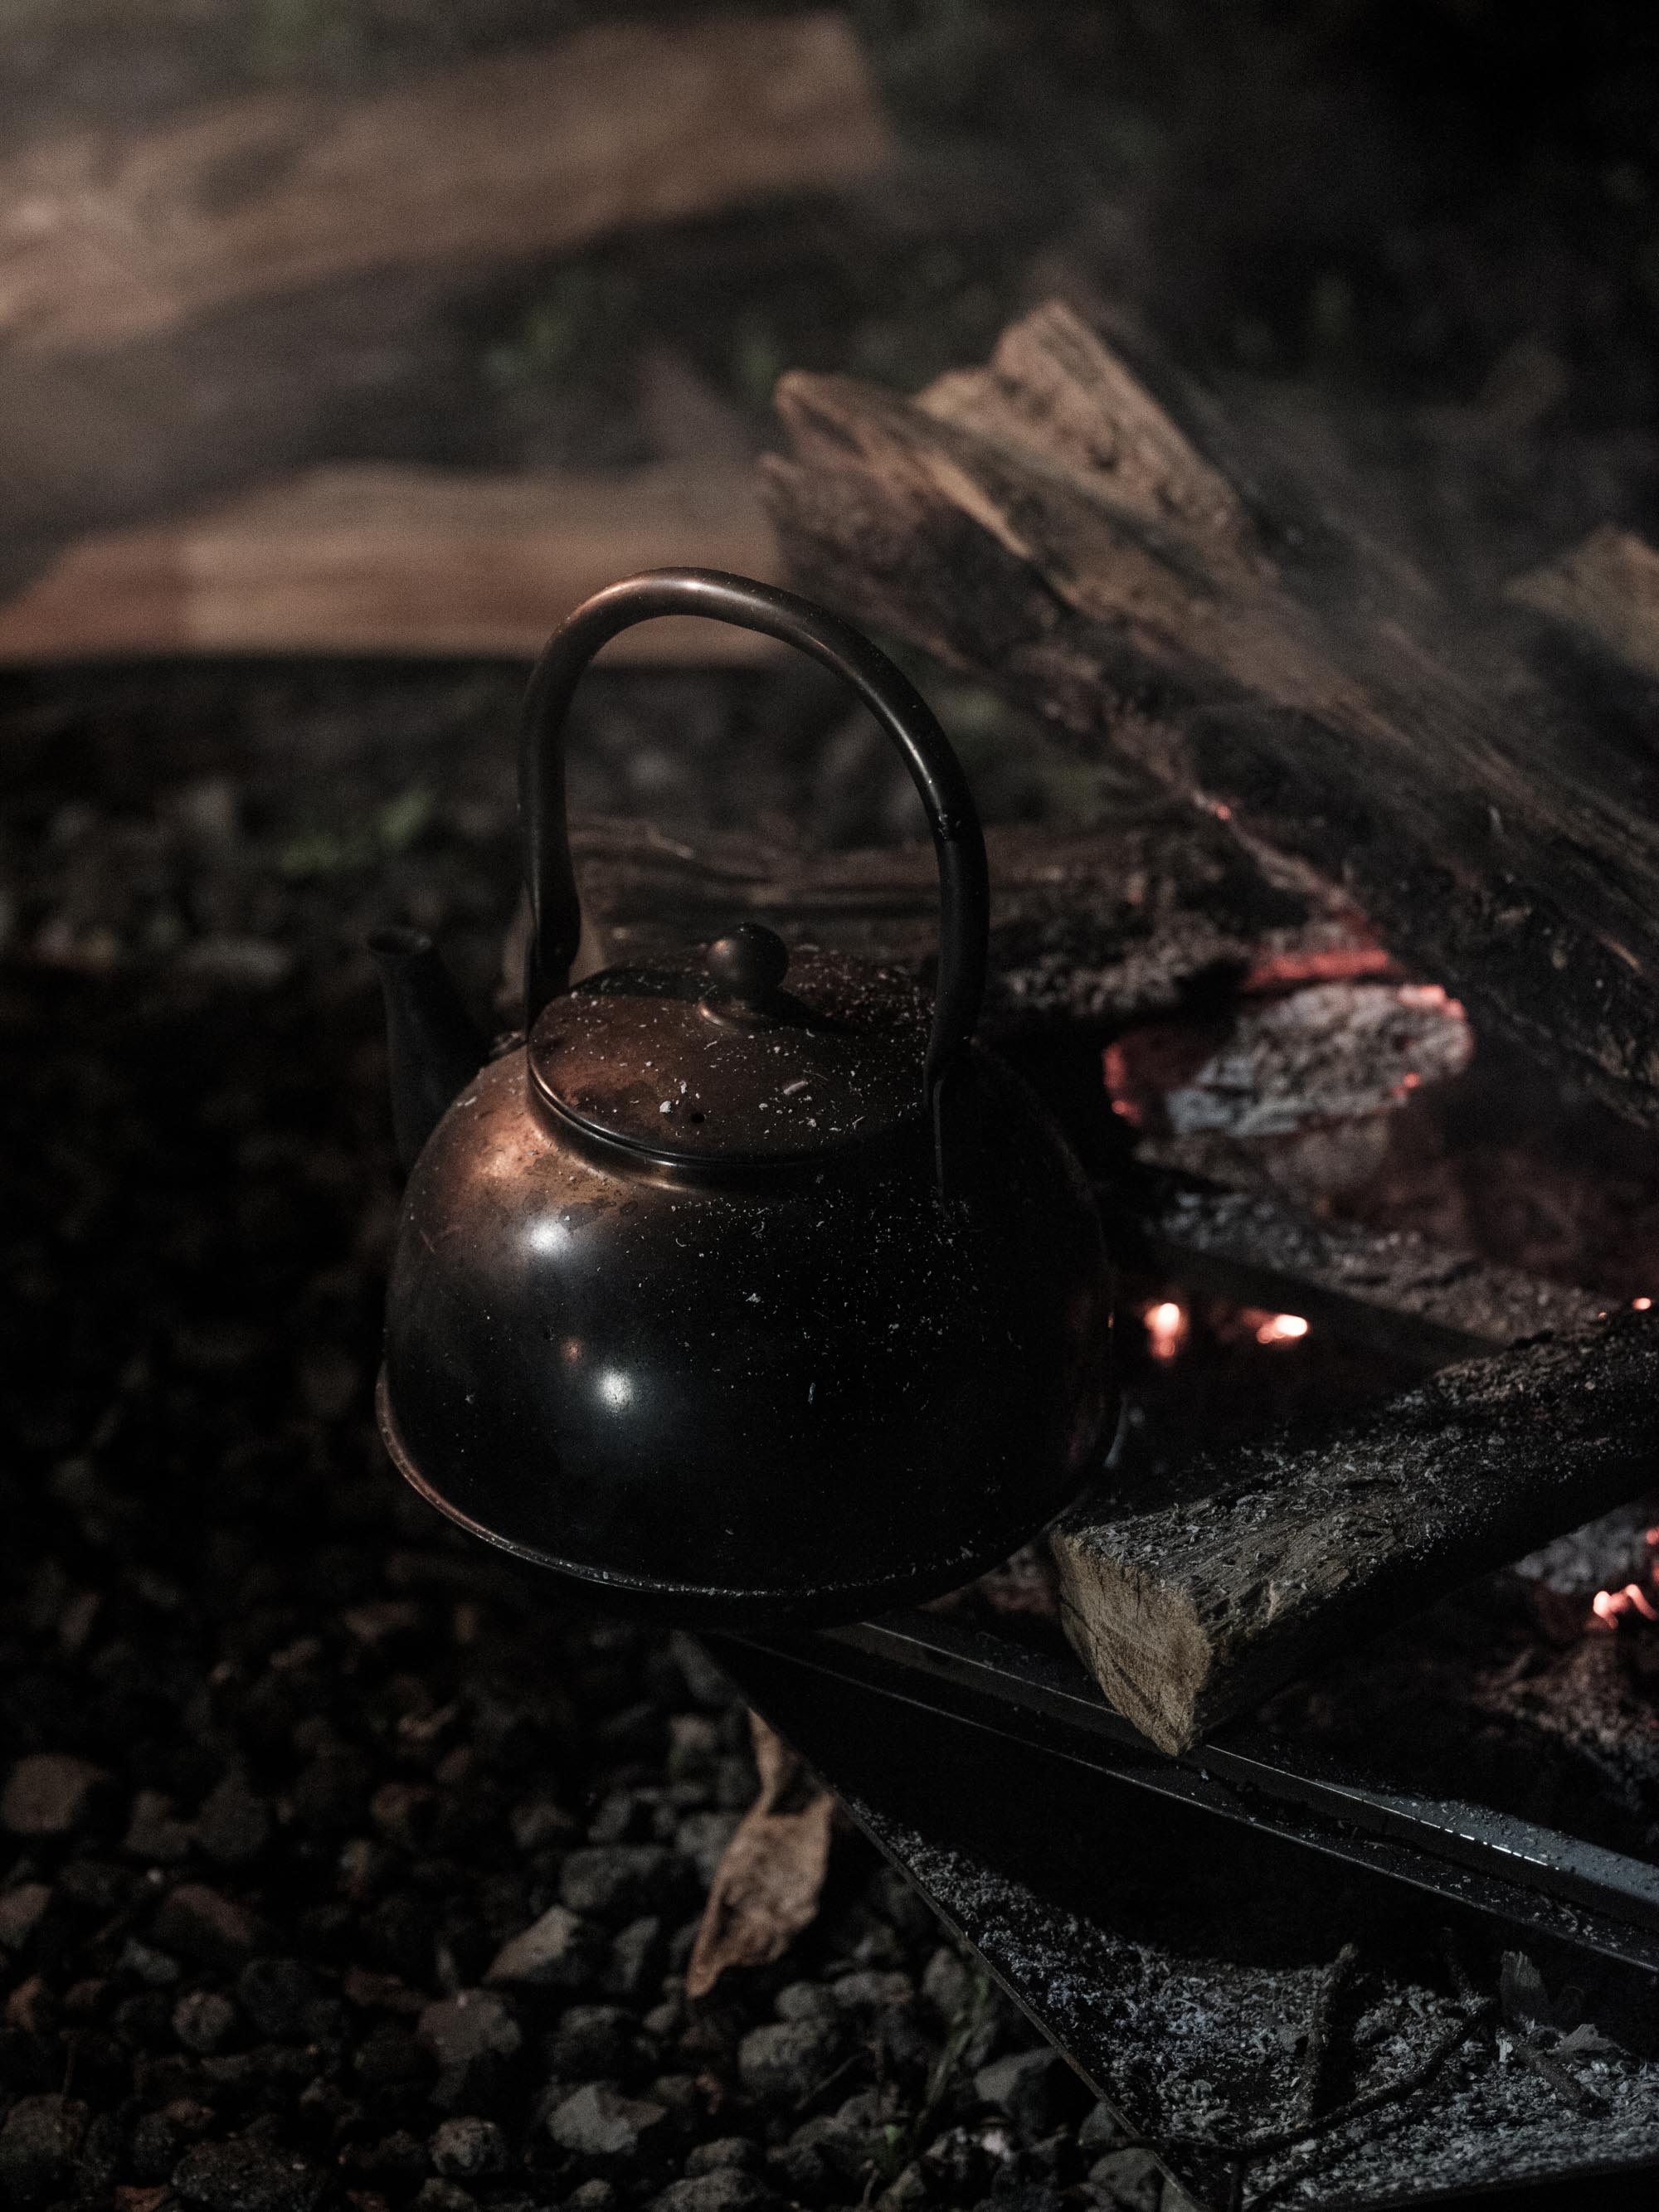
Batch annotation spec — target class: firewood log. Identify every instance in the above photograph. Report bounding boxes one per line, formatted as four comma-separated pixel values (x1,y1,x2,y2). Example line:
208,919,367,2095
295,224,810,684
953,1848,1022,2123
1051,1310,1659,1756
0,464,780,665
567,810,1378,1040
0,13,892,591
761,300,1659,1135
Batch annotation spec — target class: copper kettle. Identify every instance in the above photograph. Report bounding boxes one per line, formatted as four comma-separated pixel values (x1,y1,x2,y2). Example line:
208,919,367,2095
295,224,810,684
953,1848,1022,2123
372,570,1113,1626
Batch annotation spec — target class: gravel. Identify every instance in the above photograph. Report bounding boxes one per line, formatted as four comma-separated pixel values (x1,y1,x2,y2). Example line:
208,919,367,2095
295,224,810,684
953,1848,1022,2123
0,664,1149,2212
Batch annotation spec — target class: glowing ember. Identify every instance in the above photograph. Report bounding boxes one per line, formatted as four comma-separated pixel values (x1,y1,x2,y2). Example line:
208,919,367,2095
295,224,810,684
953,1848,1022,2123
1592,1583,1659,1626
1255,1311,1310,1346
1636,1296,1653,1311
1143,1299,1188,1362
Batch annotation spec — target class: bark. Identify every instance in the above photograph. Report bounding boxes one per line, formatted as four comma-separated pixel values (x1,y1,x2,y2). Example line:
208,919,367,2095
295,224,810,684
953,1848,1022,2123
1051,1311,1659,1755
761,299,1659,1134
566,809,1379,1041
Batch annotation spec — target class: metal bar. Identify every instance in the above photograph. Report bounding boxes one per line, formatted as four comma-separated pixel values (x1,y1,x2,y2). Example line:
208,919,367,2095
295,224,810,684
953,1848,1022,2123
740,1612,1659,1970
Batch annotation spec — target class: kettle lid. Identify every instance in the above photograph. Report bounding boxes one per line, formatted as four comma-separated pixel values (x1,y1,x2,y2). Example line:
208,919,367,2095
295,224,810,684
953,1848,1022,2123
527,924,931,1167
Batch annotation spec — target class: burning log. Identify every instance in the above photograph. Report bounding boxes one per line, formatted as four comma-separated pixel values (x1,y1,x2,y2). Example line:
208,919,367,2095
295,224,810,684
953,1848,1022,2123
1131,1170,1608,1367
1052,1310,1659,1756
570,809,1377,1039
761,301,1659,1136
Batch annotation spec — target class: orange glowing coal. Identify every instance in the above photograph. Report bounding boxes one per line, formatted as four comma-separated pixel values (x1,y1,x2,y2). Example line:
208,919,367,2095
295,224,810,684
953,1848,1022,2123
1590,1527,1659,1630
1255,1312,1310,1346
1143,1299,1188,1362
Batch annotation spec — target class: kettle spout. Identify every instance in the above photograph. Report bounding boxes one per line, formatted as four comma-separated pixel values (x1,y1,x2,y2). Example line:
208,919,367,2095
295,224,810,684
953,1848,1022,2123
369,927,486,1172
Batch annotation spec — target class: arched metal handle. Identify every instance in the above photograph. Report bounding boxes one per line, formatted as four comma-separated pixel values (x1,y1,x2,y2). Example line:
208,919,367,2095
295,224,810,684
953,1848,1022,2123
520,568,990,1109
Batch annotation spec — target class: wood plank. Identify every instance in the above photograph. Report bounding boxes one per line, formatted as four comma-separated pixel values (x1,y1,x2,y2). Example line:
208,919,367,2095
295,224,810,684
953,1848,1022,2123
0,464,780,664
1052,1310,1659,1756
1507,526,1659,685
0,14,894,357
761,300,1659,1135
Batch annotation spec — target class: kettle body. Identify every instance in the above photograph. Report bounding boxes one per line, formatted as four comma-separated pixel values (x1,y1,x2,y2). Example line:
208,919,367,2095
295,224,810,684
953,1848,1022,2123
374,570,1115,1628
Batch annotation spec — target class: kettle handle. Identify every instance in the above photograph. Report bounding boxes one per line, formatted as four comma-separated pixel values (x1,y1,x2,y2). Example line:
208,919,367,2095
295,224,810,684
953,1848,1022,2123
520,568,990,1110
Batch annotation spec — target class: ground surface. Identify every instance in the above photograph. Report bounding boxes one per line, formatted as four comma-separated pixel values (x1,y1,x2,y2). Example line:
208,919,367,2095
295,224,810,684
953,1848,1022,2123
0,665,1179,2212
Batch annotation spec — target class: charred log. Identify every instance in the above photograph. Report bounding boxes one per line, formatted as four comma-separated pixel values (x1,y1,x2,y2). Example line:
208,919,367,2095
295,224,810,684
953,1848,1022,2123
1052,1310,1659,1756
761,300,1659,1135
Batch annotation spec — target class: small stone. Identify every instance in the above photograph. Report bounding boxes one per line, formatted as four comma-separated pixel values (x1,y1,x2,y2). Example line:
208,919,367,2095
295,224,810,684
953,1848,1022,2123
921,1947,970,2023
674,1811,741,1885
666,1713,721,1780
508,1796,577,1853
119,1937,181,1987
875,2161,928,2212
830,1969,913,2015
417,1989,522,2107
559,1845,678,1921
547,2082,670,2162
565,2183,619,2212
0,2093,88,2208
547,2002,632,2078
766,2142,830,2198
124,1791,193,1864
737,2018,844,2104
0,1882,51,1950
1087,2148,1163,2211
412,2182,475,2212
685,2138,763,2176
171,2137,328,2212
194,1772,272,1866
429,2117,508,2180
485,1904,606,1990
649,2176,776,2212
173,1989,239,2054
774,1981,836,2022
153,1884,264,1968
2,1753,109,1836
975,2046,1070,2138
604,1913,663,2001
236,1958,326,2039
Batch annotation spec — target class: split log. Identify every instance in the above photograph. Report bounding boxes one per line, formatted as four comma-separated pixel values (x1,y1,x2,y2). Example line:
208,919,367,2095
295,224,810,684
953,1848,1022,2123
1051,1310,1659,1756
0,14,893,358
1506,527,1659,687
567,809,1379,1040
1128,1170,1609,1368
0,464,779,665
0,13,891,592
761,301,1659,1136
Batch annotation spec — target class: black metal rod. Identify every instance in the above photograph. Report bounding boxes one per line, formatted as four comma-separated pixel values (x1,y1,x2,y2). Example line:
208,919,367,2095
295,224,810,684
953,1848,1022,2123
518,568,990,1108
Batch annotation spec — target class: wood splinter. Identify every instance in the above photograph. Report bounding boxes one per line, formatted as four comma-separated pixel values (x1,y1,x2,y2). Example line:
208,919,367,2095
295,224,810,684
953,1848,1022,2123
1051,1311,1659,1756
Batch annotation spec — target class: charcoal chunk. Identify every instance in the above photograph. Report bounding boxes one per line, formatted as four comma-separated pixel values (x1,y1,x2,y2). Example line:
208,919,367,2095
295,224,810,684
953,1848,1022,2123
418,1989,522,2108
651,2176,778,2212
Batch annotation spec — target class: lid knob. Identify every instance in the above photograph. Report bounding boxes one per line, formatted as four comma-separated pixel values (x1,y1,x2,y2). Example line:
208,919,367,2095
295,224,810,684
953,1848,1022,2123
703,924,791,1025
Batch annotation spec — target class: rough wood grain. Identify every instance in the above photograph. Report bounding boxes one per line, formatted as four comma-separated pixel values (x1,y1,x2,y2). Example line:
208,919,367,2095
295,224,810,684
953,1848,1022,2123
1052,1311,1659,1755
1127,1169,1610,1367
567,809,1379,1040
0,14,893,357
0,464,780,664
761,300,1659,1134
1507,527,1659,686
